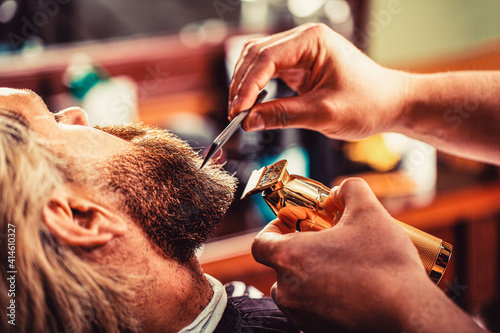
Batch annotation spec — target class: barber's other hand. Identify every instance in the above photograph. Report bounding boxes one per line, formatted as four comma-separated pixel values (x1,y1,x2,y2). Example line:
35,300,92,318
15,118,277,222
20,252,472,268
252,178,435,332
229,23,409,140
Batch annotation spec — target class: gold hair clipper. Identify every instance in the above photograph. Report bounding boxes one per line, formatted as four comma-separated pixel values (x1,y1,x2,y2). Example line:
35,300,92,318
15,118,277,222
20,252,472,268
242,160,452,284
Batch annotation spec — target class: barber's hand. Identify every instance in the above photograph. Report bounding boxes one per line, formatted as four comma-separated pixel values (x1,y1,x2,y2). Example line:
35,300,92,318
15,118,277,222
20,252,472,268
251,178,434,332
229,23,409,140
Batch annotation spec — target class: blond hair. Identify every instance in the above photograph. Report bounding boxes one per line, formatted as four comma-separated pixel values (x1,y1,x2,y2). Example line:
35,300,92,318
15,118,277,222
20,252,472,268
0,111,139,332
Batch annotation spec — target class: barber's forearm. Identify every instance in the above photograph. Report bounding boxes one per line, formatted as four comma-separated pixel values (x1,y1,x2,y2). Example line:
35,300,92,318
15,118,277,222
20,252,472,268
394,279,486,333
395,71,500,165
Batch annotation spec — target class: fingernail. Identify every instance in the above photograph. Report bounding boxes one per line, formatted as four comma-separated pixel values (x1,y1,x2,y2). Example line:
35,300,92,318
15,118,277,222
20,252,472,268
232,95,239,110
249,112,265,131
228,100,233,120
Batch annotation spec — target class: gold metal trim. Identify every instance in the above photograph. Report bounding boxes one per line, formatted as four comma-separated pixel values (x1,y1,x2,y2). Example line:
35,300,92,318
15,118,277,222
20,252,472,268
242,160,453,285
428,241,453,284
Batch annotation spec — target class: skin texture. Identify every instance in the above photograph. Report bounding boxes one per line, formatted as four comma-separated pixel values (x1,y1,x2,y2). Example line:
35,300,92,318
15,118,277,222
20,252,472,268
228,23,498,332
0,88,236,332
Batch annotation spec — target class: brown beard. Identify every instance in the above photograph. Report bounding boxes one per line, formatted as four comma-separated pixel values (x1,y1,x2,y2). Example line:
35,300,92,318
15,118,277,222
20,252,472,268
95,123,237,263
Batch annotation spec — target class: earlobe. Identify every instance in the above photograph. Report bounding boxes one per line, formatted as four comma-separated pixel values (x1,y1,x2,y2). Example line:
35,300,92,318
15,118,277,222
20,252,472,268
43,189,127,247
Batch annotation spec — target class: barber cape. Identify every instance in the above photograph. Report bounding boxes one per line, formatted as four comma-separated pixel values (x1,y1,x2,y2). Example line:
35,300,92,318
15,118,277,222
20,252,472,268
179,275,299,333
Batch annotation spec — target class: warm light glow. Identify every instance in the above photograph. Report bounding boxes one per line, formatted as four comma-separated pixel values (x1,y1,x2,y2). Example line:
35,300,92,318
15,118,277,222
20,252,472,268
345,134,401,172
325,0,351,24
179,19,228,48
287,0,326,18
0,0,17,24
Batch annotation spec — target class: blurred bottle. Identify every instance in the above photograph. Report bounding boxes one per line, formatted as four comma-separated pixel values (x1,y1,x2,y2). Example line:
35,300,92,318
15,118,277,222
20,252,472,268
64,53,138,127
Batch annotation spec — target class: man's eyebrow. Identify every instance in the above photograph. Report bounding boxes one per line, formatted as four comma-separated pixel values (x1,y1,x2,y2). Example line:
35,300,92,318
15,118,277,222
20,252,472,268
0,109,31,129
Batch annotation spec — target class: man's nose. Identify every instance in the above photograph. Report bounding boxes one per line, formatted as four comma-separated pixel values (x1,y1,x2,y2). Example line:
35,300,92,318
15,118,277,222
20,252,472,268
56,107,90,126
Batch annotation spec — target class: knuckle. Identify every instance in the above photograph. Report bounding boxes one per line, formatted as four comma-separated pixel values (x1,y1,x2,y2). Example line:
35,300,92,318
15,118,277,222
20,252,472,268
315,98,335,123
242,40,253,50
251,233,277,264
316,94,333,112
257,46,272,62
244,37,260,46
244,41,260,57
307,22,329,35
270,101,289,128
250,236,264,260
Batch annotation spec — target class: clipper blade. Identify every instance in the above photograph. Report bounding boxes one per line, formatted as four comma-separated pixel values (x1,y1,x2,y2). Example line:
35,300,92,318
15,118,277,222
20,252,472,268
241,160,289,199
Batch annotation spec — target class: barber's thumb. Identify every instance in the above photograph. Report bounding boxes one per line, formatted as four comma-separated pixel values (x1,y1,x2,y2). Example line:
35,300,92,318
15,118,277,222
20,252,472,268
251,219,294,268
242,95,315,132
330,177,381,213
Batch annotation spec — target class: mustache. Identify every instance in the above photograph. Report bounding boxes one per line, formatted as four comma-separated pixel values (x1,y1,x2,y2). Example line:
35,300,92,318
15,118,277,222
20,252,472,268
95,123,151,142
95,123,205,164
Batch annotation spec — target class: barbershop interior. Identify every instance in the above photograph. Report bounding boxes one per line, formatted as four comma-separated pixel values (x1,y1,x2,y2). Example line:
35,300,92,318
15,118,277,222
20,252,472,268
1,0,500,331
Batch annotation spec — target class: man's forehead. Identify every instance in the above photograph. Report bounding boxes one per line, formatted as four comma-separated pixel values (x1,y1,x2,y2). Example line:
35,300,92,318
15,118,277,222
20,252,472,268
0,87,41,101
0,88,52,123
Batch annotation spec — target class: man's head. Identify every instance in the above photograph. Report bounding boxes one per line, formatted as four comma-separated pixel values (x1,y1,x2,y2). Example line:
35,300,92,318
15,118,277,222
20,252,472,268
0,108,138,332
0,88,237,332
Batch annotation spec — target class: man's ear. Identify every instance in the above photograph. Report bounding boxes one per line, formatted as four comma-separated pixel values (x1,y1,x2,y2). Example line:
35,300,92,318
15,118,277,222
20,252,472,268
43,189,127,247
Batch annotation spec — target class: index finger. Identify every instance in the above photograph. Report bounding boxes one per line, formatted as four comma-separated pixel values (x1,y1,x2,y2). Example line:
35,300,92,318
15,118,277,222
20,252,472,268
229,23,319,119
251,219,295,268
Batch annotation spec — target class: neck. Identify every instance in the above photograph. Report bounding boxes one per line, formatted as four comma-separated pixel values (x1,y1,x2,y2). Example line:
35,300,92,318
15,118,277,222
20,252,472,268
113,226,214,332
139,256,213,332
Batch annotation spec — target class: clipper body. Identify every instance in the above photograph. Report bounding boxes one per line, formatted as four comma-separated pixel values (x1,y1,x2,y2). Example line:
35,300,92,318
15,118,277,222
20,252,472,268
242,160,452,284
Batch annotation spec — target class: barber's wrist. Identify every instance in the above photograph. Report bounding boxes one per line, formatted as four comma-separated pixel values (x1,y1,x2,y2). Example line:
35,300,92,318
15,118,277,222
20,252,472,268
391,274,437,330
386,69,414,135
394,72,446,140
392,275,483,333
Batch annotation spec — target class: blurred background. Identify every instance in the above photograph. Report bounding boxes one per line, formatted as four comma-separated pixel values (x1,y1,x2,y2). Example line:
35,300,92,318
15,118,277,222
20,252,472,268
1,0,500,330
